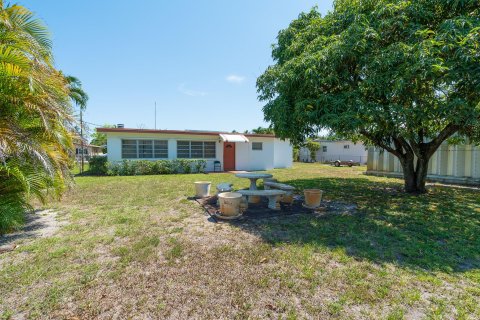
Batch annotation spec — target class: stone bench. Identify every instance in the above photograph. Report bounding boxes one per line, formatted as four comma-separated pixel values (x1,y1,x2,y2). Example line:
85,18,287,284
264,181,295,192
216,183,233,194
237,189,286,210
264,182,295,204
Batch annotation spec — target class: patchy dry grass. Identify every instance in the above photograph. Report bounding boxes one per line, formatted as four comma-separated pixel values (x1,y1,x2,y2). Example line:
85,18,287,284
1,163,479,319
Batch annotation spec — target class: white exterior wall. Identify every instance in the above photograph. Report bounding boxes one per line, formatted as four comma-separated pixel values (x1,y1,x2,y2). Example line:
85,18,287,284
235,137,275,171
104,132,292,171
274,139,293,168
105,132,222,172
300,140,368,164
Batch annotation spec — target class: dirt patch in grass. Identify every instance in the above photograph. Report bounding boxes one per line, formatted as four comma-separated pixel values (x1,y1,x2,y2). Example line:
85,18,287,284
0,209,66,249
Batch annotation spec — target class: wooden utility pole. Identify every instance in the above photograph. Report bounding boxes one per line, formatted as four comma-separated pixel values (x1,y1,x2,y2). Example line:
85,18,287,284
80,110,84,174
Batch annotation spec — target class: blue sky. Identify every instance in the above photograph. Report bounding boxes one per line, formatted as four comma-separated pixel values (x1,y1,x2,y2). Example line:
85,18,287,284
21,1,333,134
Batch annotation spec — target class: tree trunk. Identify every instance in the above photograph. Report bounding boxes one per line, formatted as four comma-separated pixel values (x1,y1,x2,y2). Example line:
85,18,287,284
363,124,460,195
400,155,430,194
415,157,430,193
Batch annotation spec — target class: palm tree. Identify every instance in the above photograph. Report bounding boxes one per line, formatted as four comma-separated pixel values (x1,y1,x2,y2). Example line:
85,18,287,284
65,75,89,172
0,1,86,232
251,127,275,135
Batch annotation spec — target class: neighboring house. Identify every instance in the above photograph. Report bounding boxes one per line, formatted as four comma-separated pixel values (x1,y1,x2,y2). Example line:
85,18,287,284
366,143,480,186
72,135,103,162
96,128,293,171
299,140,368,164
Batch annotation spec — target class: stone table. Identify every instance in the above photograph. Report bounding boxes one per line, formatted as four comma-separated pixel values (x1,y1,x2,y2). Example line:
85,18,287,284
235,173,273,190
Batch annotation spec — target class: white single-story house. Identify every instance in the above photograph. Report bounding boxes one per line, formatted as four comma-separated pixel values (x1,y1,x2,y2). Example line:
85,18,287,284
97,128,293,171
299,140,368,164
72,134,103,162
366,143,480,186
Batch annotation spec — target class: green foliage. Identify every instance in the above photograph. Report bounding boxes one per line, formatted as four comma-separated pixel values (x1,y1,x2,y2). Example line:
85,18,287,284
257,0,480,193
305,140,320,162
292,146,300,162
88,156,108,175
90,124,113,153
250,127,275,134
0,186,27,234
106,159,207,176
0,2,86,232
194,160,207,173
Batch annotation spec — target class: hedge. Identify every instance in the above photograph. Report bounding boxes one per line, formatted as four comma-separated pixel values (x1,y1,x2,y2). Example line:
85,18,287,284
88,156,109,175
87,158,207,176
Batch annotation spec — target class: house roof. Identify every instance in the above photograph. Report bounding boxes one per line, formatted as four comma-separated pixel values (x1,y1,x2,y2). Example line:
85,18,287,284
72,141,103,148
96,127,277,138
316,139,362,144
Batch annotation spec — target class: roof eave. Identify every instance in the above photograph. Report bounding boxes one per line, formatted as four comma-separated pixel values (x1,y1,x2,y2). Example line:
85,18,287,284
96,128,278,138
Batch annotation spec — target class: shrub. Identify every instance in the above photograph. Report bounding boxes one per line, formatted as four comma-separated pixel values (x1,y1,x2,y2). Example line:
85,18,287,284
119,160,135,176
0,190,26,234
133,160,155,175
195,160,207,173
177,159,192,174
105,159,207,176
153,160,177,174
88,156,108,175
293,146,300,162
306,140,320,162
107,162,120,176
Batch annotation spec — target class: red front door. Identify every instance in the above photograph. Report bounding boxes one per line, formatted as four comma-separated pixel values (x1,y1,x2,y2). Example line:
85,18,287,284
223,142,236,171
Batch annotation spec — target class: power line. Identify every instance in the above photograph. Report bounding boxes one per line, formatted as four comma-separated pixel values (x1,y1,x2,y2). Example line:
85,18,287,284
82,120,104,127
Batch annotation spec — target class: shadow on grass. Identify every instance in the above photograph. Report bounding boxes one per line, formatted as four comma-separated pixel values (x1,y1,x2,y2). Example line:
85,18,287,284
0,210,56,246
237,176,480,273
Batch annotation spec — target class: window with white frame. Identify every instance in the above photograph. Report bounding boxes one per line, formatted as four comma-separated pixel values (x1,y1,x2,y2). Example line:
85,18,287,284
154,140,168,158
322,146,327,152
122,140,137,158
75,148,89,155
344,145,350,149
177,141,216,159
252,142,263,151
121,139,168,159
138,140,153,158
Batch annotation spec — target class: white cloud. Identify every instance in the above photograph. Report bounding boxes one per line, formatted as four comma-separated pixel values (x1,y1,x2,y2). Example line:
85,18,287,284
226,74,246,84
178,83,207,97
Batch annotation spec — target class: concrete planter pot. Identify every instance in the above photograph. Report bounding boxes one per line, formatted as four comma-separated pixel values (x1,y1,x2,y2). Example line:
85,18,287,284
281,194,294,204
218,192,243,216
303,189,323,208
248,195,261,204
194,181,211,198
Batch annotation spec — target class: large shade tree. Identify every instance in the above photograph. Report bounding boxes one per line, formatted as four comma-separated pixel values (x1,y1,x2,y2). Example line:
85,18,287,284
257,0,480,193
0,1,86,231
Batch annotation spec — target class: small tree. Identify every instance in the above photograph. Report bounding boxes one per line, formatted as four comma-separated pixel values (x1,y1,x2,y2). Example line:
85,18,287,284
257,1,480,193
306,140,320,162
91,124,113,153
292,146,300,162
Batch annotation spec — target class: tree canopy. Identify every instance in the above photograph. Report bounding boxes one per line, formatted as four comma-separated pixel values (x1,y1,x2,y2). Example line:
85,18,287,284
91,124,113,153
257,0,480,193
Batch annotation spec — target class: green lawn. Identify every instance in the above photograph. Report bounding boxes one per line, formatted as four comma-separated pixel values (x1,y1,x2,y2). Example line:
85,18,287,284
1,163,479,319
